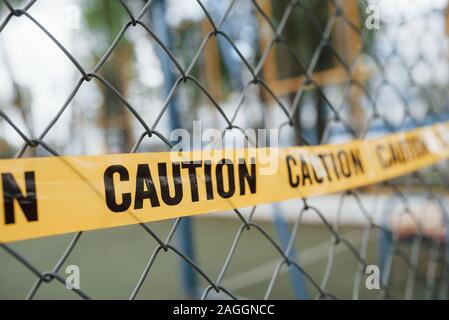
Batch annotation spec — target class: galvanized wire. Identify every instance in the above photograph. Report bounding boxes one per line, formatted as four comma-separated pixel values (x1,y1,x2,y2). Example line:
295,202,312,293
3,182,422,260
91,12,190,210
0,0,449,300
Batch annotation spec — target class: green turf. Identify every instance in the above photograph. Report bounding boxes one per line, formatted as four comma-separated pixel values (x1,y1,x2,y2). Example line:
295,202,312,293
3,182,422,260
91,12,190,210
0,217,443,299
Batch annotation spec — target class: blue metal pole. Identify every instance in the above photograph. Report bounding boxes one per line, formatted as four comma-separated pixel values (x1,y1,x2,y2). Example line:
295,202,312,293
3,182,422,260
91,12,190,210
379,198,394,283
272,203,309,299
149,0,198,299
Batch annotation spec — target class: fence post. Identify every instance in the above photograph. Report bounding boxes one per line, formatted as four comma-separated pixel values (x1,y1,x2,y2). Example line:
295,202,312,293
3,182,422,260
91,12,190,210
379,197,394,286
272,203,309,299
148,0,199,299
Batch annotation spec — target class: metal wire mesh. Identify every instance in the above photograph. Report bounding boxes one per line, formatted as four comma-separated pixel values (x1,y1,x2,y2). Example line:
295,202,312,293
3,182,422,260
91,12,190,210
1,0,449,300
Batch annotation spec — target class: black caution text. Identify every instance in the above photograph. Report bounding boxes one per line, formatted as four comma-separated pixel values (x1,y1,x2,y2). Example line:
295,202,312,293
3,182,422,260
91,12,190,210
286,149,364,187
103,158,257,212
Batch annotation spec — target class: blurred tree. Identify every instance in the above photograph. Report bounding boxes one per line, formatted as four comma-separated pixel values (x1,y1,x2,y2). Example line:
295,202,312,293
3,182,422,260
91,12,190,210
270,0,332,145
81,0,134,152
0,2,34,157
272,0,334,79
0,138,14,158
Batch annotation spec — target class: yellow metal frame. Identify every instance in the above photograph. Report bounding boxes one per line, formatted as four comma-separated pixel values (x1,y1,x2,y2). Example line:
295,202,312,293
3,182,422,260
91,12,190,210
257,0,370,97
199,0,372,100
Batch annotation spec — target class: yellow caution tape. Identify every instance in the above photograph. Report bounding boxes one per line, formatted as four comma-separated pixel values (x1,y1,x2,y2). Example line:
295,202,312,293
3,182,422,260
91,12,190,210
2,121,449,243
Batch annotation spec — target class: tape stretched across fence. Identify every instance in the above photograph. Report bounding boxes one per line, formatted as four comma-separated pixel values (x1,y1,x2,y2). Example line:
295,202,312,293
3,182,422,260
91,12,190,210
2,121,449,243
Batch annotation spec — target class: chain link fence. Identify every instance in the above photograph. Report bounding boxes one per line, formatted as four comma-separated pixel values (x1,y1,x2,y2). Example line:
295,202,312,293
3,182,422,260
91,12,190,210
1,0,449,299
